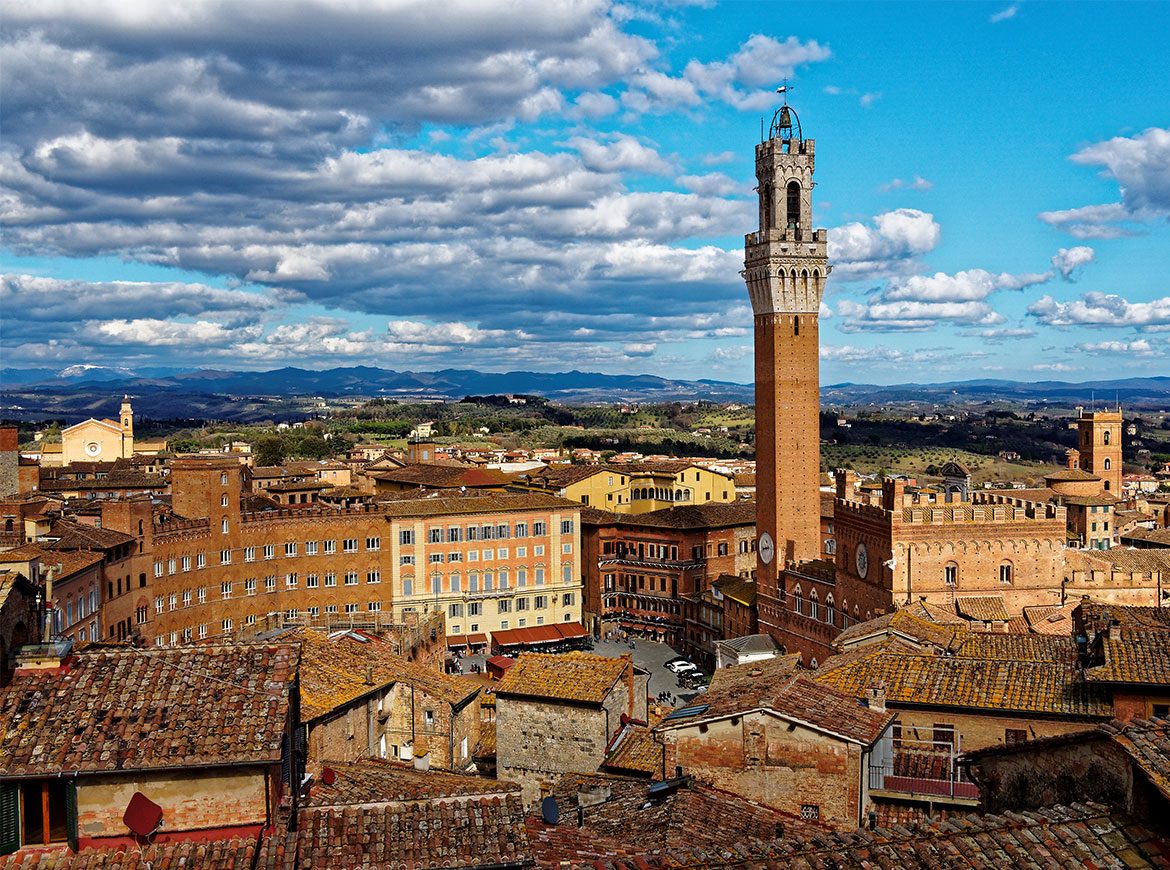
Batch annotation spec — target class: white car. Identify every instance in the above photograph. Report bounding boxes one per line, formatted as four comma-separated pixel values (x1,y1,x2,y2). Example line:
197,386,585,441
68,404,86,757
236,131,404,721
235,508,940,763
665,659,696,674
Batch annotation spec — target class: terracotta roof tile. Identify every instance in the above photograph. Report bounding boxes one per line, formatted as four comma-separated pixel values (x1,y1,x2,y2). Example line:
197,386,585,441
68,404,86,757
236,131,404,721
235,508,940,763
284,628,478,720
0,838,260,869
954,595,1010,622
612,501,756,530
0,544,104,579
815,640,1111,718
1085,630,1170,686
371,463,514,489
496,652,630,705
305,757,519,808
374,491,580,518
0,643,297,776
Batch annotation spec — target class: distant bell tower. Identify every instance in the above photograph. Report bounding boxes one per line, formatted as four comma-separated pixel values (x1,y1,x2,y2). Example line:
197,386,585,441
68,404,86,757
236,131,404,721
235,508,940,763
120,395,135,458
1078,408,1122,494
744,102,829,633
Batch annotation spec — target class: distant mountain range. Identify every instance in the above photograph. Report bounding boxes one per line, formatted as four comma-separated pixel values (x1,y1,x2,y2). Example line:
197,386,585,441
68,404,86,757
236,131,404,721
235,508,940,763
2,365,1168,422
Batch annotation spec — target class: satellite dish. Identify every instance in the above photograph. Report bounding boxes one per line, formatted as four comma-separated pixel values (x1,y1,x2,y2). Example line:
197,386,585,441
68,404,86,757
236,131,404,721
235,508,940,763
321,767,337,786
541,796,560,825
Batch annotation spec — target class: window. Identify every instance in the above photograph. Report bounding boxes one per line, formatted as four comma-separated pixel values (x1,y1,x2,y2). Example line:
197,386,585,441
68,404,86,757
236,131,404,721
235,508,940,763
244,546,256,562
326,605,338,615
496,524,509,539
944,563,958,586
324,572,337,587
468,602,482,616
424,710,435,727
222,618,233,634
264,544,275,560
799,804,820,821
220,549,232,565
449,603,464,618
481,524,494,540
368,602,381,612
400,555,415,566
562,563,573,583
181,555,191,572
467,550,478,562
467,526,480,541
517,568,527,587
515,522,528,538
534,595,548,609
498,599,511,613
265,575,277,593
1103,430,1111,445
286,573,298,589
1103,457,1112,470
516,546,527,558
1005,728,1028,746
167,558,176,575
198,624,207,639
324,540,336,554
534,521,547,536
345,571,358,586
429,553,444,563
469,572,480,592
285,542,297,557
561,519,574,534
448,552,462,563
197,586,206,604
448,526,463,543
308,606,320,617
182,590,192,608
221,472,229,485
154,561,163,578
306,540,318,555
563,592,575,606
168,593,177,612
449,574,462,593
534,545,545,556
498,568,509,589
535,567,545,586
367,570,381,584
366,537,380,550
999,562,1013,584
221,518,229,534
399,530,414,546
196,553,205,569
428,527,444,544
344,538,358,553
221,581,232,600
517,597,529,611
933,723,956,750
402,578,413,597
717,542,728,556
345,603,358,614
562,543,572,554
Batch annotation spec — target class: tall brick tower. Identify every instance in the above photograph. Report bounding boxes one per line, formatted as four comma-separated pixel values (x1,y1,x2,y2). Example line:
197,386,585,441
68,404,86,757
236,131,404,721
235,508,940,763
1077,408,1123,494
744,103,828,634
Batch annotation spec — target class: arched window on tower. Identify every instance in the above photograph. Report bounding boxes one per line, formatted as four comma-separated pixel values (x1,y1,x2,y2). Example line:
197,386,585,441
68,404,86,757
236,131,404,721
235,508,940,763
1103,457,1112,470
1103,430,1111,445
786,181,801,231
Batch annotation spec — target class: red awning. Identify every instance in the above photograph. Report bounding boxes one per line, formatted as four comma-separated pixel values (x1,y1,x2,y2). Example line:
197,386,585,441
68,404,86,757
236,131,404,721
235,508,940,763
466,632,489,647
446,634,468,648
555,622,588,640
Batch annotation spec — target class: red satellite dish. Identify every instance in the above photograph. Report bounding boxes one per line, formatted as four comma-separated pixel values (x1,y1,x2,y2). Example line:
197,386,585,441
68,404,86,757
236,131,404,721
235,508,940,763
321,767,337,785
123,792,163,838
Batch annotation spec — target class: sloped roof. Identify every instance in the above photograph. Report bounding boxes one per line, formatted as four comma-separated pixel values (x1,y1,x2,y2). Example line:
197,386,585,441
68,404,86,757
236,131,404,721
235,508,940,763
0,543,104,580
0,644,298,776
46,518,135,550
0,838,260,869
712,573,756,606
284,628,478,720
371,463,514,489
496,652,629,705
815,640,1111,718
304,758,518,808
616,501,756,530
954,595,1010,622
833,608,963,651
1085,630,1170,687
716,633,777,654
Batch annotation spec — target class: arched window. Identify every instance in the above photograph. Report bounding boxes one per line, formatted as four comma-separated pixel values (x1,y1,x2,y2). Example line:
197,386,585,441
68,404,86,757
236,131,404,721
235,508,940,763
786,180,801,229
809,589,819,621
825,594,835,626
1103,457,1112,470
1104,480,1111,491
944,562,958,586
999,562,1013,584
1103,430,1111,445
793,584,804,615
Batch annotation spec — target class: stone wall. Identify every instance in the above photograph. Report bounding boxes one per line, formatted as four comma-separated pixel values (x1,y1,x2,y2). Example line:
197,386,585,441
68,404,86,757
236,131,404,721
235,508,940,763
496,698,609,804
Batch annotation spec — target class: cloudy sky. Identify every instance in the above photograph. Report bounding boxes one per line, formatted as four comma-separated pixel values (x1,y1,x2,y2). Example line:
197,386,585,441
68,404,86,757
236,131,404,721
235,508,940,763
2,1,1168,384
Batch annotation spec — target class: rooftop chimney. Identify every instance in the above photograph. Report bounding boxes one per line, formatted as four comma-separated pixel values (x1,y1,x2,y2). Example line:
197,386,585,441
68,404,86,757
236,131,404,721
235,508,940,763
866,682,886,713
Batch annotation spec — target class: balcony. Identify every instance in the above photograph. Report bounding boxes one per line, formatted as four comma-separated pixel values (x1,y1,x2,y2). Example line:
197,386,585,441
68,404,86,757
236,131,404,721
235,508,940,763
868,735,979,805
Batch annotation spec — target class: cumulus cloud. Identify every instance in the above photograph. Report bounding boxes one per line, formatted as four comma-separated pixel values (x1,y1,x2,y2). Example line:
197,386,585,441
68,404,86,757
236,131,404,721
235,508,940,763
878,176,932,192
1039,127,1170,236
882,269,1050,303
1028,292,1170,328
819,344,989,366
1051,246,1095,281
566,133,675,174
828,209,942,281
1075,339,1163,357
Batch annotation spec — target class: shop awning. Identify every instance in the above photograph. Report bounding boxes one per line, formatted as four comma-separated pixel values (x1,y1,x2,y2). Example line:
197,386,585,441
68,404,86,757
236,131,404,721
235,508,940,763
446,634,467,648
466,632,489,647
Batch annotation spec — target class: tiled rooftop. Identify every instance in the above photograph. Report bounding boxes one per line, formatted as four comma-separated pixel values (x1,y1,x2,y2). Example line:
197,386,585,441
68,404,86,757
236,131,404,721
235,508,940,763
283,627,479,720
815,640,1112,718
954,594,1010,622
304,757,519,808
712,573,757,606
373,491,580,518
496,652,630,705
1109,717,1170,801
833,608,963,651
945,632,1079,663
1085,630,1170,687
0,544,104,580
275,794,532,870
0,643,298,776
46,518,135,550
370,464,514,489
0,838,260,869
1081,600,1170,630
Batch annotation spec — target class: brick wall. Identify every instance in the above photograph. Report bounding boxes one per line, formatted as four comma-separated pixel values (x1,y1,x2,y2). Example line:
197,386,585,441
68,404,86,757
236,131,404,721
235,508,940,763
496,698,609,804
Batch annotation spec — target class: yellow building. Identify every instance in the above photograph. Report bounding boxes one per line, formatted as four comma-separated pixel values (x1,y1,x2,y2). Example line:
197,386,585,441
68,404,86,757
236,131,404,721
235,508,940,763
60,397,135,464
514,461,737,514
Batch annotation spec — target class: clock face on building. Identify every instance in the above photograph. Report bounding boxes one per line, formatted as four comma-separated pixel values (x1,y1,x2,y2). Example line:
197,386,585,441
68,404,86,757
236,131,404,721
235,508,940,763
855,543,869,579
85,441,101,457
759,532,775,565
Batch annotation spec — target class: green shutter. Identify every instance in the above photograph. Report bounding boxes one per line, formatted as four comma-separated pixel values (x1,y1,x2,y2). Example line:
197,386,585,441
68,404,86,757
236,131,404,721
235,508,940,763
65,781,78,853
0,782,19,855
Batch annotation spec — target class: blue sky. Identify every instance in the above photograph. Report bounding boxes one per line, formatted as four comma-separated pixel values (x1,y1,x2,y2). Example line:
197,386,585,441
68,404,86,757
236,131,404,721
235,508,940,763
1,0,1167,384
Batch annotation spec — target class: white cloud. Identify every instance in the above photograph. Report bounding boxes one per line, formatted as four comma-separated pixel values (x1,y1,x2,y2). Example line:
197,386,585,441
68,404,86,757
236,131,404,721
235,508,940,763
1031,362,1078,372
1039,127,1170,236
990,4,1019,23
879,176,932,192
883,269,1050,303
1076,339,1163,357
859,91,881,108
566,133,675,174
701,150,736,166
828,209,942,281
1029,292,1170,328
676,172,743,196
1051,246,1095,281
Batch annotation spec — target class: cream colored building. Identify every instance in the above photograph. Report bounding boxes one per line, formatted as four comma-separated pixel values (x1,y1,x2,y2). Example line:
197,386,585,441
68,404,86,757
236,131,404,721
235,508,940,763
514,461,737,514
60,397,135,465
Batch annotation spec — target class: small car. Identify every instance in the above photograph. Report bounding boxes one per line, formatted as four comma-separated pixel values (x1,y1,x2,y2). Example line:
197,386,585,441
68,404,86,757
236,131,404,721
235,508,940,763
665,659,696,674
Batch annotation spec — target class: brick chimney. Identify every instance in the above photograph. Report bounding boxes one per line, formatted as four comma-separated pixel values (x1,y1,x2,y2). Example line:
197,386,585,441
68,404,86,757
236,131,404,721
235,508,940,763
866,682,886,713
622,653,635,717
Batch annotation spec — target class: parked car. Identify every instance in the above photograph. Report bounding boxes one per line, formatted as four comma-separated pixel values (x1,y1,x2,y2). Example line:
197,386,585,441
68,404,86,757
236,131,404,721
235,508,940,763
665,659,697,674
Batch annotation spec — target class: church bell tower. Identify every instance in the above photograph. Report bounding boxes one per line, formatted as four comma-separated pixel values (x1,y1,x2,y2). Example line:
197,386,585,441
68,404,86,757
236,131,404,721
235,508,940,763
744,103,829,634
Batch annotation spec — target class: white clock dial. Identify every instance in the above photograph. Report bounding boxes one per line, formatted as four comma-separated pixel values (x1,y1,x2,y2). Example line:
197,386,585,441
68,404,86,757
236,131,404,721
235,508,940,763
856,543,869,579
759,532,775,565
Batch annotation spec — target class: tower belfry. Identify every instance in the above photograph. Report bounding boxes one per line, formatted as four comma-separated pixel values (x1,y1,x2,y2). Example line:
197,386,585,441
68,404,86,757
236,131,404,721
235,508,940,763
744,102,829,635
